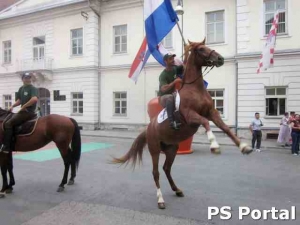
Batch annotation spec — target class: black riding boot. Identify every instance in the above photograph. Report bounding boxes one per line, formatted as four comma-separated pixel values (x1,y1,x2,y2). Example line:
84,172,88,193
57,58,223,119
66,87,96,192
0,129,13,154
166,100,181,130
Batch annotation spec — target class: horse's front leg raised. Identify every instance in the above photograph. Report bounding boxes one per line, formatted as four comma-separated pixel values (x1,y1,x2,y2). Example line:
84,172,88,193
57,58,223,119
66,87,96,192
186,111,220,154
209,109,252,154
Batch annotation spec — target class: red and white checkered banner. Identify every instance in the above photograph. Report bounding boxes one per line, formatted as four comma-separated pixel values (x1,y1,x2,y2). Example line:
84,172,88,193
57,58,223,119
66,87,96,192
257,11,279,74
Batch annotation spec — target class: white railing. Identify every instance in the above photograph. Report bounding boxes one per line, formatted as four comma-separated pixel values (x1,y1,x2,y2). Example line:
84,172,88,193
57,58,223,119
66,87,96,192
17,57,53,72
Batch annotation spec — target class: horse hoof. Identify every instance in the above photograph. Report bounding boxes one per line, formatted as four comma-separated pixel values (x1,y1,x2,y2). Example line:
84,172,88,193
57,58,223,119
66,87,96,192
158,203,165,209
210,148,221,154
0,192,5,198
176,191,184,197
242,147,253,155
5,188,13,194
57,187,65,192
67,180,74,185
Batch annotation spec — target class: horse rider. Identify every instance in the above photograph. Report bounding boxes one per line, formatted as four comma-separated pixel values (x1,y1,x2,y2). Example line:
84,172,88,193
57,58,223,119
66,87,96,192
157,53,187,130
0,72,38,153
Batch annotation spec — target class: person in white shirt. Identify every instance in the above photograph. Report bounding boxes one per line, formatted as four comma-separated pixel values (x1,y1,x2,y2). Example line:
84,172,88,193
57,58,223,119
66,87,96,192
277,112,290,147
249,112,263,152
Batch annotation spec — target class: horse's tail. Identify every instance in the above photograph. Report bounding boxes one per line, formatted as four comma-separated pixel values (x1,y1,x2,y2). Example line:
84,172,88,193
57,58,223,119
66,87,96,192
70,118,81,170
111,130,147,168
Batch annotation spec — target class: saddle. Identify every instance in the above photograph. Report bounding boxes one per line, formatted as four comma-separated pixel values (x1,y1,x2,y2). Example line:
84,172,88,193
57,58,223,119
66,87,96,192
0,113,39,151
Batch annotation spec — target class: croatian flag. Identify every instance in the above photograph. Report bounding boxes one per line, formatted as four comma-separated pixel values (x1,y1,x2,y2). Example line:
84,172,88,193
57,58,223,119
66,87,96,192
128,38,173,82
257,11,279,74
128,37,151,82
144,0,178,66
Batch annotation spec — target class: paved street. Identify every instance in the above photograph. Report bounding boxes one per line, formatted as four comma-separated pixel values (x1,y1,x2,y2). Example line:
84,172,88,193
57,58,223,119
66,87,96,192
0,135,300,225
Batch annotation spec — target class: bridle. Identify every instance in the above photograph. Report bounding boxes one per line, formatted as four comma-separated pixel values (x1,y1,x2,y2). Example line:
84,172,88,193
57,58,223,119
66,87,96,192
182,49,216,85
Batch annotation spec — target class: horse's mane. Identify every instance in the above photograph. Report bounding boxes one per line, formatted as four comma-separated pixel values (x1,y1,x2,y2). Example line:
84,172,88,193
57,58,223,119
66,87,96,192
183,39,206,59
181,39,206,84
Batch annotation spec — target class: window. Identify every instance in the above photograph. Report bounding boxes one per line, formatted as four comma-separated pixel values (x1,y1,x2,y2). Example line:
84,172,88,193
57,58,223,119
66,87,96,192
3,41,11,64
113,25,127,54
113,92,127,116
264,0,286,35
72,92,83,114
162,31,173,49
206,11,225,44
71,28,83,55
3,95,12,110
208,89,224,116
265,87,286,116
33,36,45,60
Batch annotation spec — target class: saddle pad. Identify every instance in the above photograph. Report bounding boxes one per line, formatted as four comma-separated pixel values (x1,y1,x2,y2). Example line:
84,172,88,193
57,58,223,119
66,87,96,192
16,119,39,135
157,91,180,124
1,118,39,136
175,90,180,111
157,108,168,124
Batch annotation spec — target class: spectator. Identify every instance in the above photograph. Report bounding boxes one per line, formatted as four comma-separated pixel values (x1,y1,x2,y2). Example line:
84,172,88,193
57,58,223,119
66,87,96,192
249,112,263,152
291,114,300,156
277,112,290,147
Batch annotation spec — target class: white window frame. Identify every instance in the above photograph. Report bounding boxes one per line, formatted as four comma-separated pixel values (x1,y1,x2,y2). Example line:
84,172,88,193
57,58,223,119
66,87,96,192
162,31,173,49
3,95,12,110
113,25,127,54
205,10,225,44
265,87,286,117
264,0,287,35
71,92,83,115
71,28,83,56
33,36,45,60
3,40,11,64
208,89,225,117
113,92,127,116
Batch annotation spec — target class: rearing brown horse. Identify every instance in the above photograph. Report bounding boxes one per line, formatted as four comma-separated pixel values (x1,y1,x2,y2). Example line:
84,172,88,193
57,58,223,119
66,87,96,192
113,39,253,209
0,108,81,198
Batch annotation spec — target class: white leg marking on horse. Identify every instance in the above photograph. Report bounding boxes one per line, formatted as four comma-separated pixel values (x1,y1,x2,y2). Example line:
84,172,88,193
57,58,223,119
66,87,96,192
207,131,220,149
239,143,248,151
157,188,164,203
207,130,215,141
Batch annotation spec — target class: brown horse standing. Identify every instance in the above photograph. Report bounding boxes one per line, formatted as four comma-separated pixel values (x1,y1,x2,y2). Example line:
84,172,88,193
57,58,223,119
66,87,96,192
113,39,253,209
0,108,81,198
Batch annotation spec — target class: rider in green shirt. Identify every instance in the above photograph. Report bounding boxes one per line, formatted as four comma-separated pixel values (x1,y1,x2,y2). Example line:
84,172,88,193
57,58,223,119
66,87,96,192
1,72,38,153
158,54,184,130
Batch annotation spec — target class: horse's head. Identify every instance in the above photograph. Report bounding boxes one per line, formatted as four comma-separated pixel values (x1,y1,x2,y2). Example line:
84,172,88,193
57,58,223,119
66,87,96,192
187,39,224,68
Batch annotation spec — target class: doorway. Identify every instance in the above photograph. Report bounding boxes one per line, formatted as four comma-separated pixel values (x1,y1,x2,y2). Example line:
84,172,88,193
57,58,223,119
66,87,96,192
38,88,50,116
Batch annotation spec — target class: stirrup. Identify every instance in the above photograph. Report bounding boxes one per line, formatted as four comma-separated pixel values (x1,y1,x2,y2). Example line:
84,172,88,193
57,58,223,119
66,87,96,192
0,146,10,154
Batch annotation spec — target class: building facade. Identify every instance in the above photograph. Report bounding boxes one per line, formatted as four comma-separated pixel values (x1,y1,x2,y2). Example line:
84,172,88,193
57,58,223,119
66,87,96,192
236,0,300,138
0,0,100,129
0,0,299,139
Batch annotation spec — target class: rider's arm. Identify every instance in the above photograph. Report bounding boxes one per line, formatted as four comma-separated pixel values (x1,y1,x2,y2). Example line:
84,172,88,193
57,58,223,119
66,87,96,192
249,121,254,134
12,99,21,108
161,82,176,93
9,89,21,110
20,97,38,111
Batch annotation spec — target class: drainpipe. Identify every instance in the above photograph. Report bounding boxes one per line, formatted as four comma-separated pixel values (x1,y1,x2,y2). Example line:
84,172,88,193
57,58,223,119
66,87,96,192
88,0,101,130
235,0,238,135
88,0,100,18
97,15,102,130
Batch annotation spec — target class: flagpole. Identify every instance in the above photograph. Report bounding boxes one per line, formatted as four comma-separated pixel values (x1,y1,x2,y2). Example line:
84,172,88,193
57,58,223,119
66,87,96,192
176,20,186,46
